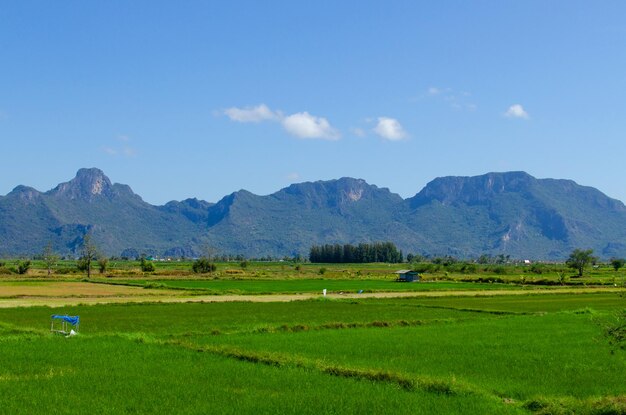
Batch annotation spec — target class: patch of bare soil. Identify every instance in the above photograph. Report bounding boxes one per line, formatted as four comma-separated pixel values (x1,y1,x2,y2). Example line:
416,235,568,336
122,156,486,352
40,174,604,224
0,282,180,298
0,284,622,308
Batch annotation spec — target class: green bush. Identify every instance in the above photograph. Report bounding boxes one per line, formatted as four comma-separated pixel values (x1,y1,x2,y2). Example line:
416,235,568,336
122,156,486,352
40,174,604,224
98,258,109,274
489,266,507,275
16,260,30,275
55,267,81,274
447,262,477,274
412,263,441,273
192,258,215,273
140,258,156,272
76,258,89,272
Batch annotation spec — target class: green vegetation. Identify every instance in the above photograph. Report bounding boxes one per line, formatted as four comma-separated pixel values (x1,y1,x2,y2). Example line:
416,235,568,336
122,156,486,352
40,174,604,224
566,248,597,277
16,260,30,275
309,242,403,263
120,278,524,294
139,257,155,272
612,258,626,272
42,242,59,277
192,257,217,274
97,258,108,274
0,288,624,413
78,233,99,278
5,256,626,283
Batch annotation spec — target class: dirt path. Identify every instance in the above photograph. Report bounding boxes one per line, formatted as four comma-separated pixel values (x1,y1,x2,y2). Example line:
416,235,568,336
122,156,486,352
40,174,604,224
0,286,623,308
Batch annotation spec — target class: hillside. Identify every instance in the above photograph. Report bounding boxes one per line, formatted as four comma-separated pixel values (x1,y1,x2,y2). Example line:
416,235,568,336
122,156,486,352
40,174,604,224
1,168,625,260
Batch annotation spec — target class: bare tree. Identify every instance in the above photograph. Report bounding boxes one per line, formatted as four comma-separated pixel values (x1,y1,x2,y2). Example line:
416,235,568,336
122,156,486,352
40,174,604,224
42,242,59,277
79,234,99,279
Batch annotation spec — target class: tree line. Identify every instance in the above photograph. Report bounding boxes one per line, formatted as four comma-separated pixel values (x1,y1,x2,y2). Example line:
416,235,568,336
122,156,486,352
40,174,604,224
309,242,403,263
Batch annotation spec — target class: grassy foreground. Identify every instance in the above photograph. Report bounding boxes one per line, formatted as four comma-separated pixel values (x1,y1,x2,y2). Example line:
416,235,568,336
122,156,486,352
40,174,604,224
0,289,624,414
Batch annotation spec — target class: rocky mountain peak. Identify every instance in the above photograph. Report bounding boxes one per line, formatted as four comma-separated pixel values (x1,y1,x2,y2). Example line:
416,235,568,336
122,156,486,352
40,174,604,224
47,168,114,200
409,171,537,207
8,185,42,204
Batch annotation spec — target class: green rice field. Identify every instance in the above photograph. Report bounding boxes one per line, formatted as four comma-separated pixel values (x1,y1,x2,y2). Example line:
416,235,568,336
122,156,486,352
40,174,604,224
0,289,624,414
116,278,529,294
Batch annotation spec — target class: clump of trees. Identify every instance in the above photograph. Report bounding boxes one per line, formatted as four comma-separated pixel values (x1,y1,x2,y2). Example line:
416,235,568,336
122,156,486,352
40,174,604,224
309,242,403,263
140,257,155,272
192,258,216,273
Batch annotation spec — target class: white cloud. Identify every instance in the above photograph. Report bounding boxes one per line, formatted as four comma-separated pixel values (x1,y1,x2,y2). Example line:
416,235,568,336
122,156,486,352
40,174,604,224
224,104,279,123
286,172,301,181
505,104,529,119
281,112,340,140
422,86,477,111
222,104,341,140
373,117,407,141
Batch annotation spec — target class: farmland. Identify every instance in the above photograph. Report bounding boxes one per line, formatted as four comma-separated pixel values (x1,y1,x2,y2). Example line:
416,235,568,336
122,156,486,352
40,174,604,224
0,262,624,413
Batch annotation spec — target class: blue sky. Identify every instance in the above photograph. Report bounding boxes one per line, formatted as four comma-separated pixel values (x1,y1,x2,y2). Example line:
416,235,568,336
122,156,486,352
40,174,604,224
1,1,626,205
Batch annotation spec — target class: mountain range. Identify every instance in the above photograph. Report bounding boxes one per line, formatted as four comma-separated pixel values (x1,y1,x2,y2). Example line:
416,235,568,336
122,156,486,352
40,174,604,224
1,168,625,260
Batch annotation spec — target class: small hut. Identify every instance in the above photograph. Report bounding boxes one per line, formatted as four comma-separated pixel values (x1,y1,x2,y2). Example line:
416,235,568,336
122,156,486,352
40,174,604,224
394,270,420,282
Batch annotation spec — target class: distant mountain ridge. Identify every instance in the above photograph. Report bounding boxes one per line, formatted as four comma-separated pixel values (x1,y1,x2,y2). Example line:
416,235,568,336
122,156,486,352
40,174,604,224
1,168,625,260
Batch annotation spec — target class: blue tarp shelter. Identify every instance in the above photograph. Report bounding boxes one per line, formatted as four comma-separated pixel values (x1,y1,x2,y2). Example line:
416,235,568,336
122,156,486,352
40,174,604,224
51,315,80,334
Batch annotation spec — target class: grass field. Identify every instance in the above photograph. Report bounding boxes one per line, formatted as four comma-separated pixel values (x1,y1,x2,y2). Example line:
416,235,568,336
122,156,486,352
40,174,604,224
115,278,530,294
0,287,624,414
0,261,624,414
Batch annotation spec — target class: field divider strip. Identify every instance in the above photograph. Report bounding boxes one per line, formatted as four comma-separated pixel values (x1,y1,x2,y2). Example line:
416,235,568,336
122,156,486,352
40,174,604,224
246,317,477,335
394,303,540,316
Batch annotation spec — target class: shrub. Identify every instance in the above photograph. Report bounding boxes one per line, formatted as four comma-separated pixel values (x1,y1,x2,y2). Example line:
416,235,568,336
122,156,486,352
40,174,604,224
140,258,155,272
0,267,11,275
55,267,80,275
412,263,441,273
16,260,30,275
489,266,507,275
318,267,327,275
76,258,89,272
447,262,477,274
192,258,216,274
98,258,109,274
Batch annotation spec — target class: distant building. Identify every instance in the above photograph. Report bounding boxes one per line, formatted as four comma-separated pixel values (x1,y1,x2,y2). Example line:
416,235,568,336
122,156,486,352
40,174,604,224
394,270,420,282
